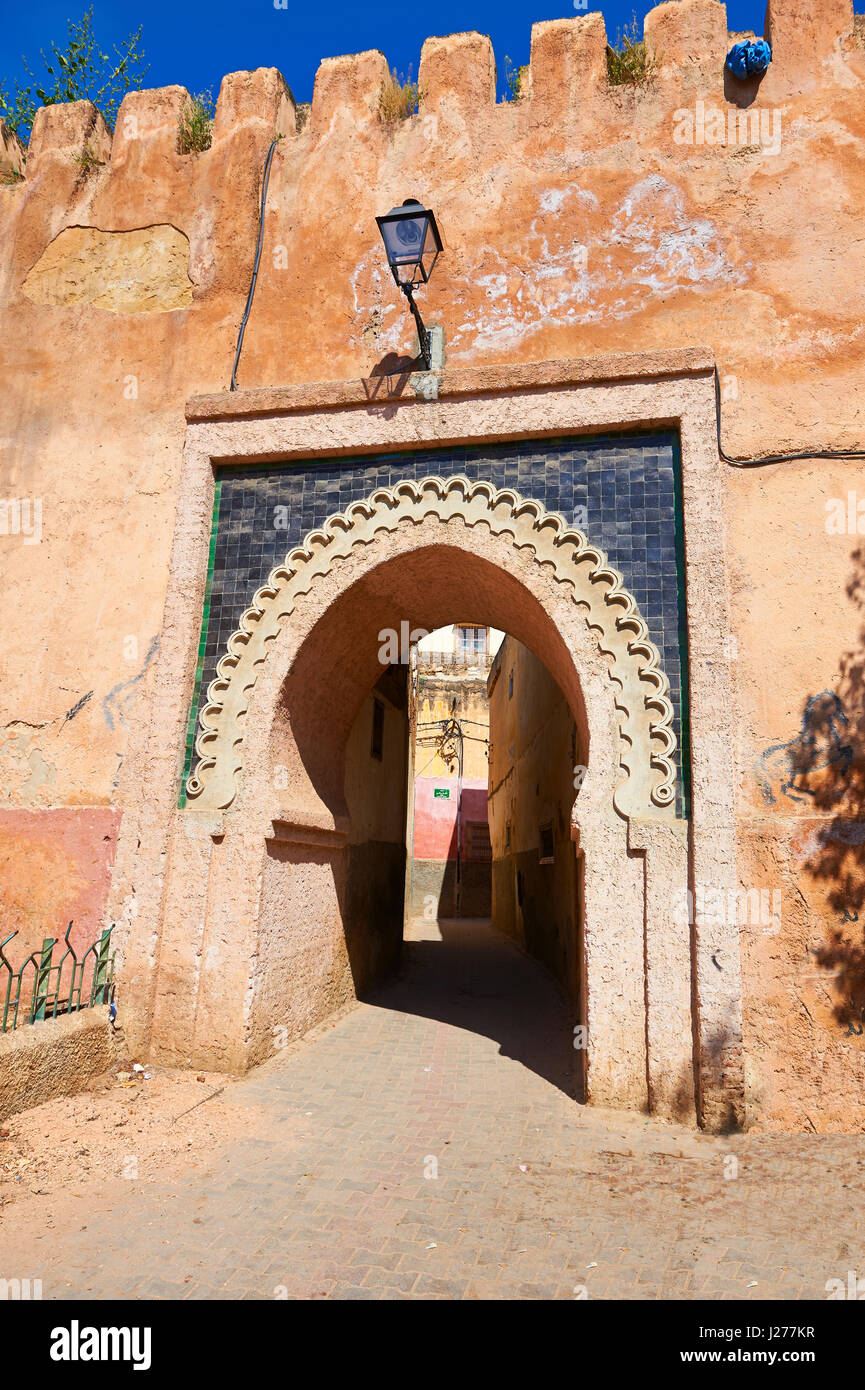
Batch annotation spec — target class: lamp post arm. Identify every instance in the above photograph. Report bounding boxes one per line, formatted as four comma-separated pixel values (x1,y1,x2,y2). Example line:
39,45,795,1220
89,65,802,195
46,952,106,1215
399,281,432,371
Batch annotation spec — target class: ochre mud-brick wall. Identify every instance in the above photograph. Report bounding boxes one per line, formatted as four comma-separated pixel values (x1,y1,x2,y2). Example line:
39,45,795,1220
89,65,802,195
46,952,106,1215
0,0,864,1128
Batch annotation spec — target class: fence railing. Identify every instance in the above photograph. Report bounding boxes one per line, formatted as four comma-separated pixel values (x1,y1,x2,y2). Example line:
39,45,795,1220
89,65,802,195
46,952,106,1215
417,650,494,672
0,922,115,1035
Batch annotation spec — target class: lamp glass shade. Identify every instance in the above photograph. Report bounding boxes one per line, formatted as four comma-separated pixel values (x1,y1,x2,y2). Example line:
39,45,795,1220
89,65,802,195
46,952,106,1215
376,199,442,285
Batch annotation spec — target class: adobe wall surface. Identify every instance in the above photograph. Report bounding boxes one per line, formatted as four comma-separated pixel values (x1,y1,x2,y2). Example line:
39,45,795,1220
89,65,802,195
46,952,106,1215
727,459,865,1130
343,683,410,994
247,680,409,1068
0,0,863,1128
0,1007,115,1123
0,807,120,961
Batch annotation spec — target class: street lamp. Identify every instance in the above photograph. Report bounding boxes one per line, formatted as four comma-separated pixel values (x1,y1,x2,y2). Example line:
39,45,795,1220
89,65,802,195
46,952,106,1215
375,198,442,370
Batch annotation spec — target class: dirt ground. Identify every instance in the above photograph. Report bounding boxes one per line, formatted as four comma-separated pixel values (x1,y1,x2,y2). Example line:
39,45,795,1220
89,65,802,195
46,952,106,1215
0,1060,263,1243
1,928,865,1299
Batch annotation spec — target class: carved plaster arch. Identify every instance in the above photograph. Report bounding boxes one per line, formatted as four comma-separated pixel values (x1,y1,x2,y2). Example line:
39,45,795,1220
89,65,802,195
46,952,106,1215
185,475,678,816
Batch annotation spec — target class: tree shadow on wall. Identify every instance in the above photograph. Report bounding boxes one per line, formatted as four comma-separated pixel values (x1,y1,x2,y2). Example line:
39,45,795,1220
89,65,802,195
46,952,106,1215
695,1025,747,1133
760,544,865,1033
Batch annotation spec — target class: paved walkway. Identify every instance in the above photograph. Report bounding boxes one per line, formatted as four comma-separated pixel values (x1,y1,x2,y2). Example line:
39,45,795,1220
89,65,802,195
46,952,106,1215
5,919,865,1300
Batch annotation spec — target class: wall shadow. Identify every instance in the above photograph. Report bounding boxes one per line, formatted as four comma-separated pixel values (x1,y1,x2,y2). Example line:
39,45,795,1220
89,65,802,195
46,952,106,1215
361,917,581,1102
723,68,767,108
361,351,422,417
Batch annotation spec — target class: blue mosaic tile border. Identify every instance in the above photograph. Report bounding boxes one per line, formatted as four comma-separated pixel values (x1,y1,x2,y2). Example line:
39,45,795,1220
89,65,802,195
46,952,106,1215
184,432,690,816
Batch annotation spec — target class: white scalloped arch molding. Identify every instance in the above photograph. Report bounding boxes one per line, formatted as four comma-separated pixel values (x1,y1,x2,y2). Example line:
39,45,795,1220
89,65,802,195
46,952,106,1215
185,475,679,817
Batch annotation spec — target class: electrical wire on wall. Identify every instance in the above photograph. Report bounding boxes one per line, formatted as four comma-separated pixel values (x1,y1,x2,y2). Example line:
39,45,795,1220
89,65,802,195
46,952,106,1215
715,366,865,467
230,137,280,391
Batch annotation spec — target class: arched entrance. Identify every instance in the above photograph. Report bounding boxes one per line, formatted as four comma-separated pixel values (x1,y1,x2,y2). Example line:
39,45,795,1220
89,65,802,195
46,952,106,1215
151,477,692,1118
107,357,744,1131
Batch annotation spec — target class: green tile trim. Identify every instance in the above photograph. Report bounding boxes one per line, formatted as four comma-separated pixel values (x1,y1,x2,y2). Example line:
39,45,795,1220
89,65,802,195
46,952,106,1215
178,477,222,807
671,435,692,823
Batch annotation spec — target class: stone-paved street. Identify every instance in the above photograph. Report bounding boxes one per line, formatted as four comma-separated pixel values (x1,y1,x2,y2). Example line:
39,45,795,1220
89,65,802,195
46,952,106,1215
4,919,865,1300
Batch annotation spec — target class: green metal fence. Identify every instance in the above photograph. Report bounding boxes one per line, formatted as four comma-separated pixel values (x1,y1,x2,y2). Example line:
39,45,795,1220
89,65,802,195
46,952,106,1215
0,922,115,1034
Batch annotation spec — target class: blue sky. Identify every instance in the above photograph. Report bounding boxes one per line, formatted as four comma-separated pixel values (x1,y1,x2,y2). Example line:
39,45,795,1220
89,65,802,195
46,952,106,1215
3,1,768,106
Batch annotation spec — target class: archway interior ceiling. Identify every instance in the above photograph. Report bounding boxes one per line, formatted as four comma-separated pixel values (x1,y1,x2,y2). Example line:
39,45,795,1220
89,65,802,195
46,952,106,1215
183,433,688,815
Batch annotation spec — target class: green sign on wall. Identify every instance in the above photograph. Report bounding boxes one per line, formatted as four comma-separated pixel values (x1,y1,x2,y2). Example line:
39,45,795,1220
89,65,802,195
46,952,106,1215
433,788,450,799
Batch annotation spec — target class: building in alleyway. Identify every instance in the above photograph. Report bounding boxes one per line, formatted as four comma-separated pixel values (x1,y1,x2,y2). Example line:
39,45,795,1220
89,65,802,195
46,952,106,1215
487,637,582,1004
406,625,501,921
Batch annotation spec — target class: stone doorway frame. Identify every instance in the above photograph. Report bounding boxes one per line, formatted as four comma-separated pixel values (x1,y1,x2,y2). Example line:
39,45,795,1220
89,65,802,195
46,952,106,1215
109,348,741,1131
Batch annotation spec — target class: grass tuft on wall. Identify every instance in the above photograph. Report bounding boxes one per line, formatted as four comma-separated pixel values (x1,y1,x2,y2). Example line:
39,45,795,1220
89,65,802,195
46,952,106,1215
379,68,422,124
606,13,658,87
177,90,214,155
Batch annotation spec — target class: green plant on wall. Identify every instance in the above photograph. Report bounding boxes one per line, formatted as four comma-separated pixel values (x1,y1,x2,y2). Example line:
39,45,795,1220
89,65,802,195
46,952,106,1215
0,6,148,143
73,142,105,176
378,68,422,124
606,12,658,87
503,55,529,102
177,90,214,155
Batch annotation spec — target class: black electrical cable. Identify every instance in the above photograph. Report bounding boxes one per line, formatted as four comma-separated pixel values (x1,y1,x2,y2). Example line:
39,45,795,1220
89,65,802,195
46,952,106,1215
230,138,280,392
714,365,865,467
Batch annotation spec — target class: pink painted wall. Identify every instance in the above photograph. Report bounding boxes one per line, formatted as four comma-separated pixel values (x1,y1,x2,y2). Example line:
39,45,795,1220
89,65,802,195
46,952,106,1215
413,777,488,861
0,808,121,965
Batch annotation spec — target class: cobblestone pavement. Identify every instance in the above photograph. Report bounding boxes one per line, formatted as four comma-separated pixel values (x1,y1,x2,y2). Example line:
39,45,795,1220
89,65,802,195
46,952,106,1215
5,919,865,1300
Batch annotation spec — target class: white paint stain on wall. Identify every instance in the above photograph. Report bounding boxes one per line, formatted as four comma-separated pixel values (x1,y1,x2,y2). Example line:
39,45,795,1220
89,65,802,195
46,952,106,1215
351,175,746,358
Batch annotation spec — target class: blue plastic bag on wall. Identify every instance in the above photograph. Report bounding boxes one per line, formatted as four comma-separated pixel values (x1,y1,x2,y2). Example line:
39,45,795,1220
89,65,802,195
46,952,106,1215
725,39,772,79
